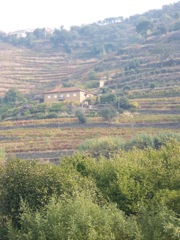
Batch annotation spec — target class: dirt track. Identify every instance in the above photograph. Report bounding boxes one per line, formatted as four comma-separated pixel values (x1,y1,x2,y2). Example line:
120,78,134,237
1,121,180,131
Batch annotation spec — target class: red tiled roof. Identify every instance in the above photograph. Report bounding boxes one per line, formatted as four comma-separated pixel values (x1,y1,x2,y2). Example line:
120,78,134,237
45,87,94,94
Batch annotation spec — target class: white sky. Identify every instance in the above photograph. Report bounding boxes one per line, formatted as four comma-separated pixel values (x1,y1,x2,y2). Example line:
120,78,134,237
0,0,178,32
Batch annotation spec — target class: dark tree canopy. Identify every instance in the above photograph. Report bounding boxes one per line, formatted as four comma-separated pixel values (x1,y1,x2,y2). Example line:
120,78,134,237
3,88,23,104
100,93,117,104
99,106,118,122
136,20,153,39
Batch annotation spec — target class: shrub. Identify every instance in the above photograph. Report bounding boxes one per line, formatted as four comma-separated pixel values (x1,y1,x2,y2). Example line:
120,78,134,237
36,113,47,119
86,81,99,89
1,140,180,239
125,133,180,150
8,195,137,240
0,159,96,226
46,112,59,119
75,110,87,124
99,106,118,122
78,136,125,158
48,102,64,112
137,205,180,240
78,140,180,215
118,97,134,110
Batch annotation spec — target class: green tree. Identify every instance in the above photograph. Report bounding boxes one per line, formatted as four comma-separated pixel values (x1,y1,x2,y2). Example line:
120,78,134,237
136,20,153,40
33,28,46,39
118,97,133,110
0,158,98,226
51,28,71,46
8,195,136,240
100,93,117,104
99,106,118,122
3,88,23,104
75,110,87,124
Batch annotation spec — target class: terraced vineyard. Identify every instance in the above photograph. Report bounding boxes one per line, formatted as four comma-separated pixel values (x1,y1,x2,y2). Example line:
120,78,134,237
100,39,180,90
0,29,180,96
0,42,99,96
0,114,179,162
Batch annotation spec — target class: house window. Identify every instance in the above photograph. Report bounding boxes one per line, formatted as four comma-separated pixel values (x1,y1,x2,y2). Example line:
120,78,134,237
67,93,70,97
60,94,64,98
54,95,57,98
48,95,51,99
73,93,77,97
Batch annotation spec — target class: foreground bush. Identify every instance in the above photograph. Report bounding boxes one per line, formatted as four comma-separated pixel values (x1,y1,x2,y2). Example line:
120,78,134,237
76,140,180,214
0,140,179,239
8,196,137,240
7,198,180,240
0,159,101,227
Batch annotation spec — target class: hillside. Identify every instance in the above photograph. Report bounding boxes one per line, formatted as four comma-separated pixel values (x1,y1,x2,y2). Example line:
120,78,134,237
0,1,180,98
0,42,100,96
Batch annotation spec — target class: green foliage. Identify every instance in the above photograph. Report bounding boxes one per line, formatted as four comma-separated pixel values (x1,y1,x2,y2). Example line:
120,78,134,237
0,159,97,225
75,110,87,124
46,112,59,119
62,81,74,88
0,139,180,239
72,140,180,216
3,88,24,104
29,103,46,114
150,82,156,89
137,205,180,240
101,87,111,94
86,81,99,89
0,149,6,165
136,20,153,39
0,100,74,120
33,28,46,39
88,72,97,80
118,97,136,110
100,93,117,104
78,136,125,158
99,106,118,122
8,195,137,240
125,133,180,150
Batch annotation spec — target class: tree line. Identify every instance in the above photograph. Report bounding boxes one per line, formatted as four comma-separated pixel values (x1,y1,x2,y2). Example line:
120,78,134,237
0,1,179,56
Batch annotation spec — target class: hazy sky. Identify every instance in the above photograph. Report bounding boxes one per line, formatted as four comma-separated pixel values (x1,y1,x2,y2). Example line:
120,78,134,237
0,0,178,32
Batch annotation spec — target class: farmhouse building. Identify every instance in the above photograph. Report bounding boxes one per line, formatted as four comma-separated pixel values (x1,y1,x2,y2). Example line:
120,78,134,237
44,87,95,104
